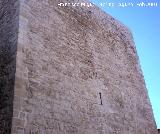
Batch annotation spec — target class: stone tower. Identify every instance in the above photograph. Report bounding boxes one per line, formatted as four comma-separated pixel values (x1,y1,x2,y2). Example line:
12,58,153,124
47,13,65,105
0,0,158,134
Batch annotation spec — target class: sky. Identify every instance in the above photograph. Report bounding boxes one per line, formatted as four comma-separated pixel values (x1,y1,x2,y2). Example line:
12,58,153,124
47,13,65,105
89,0,160,128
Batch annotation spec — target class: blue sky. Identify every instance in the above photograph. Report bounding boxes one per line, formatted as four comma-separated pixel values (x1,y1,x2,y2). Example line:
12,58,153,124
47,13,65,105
89,0,160,128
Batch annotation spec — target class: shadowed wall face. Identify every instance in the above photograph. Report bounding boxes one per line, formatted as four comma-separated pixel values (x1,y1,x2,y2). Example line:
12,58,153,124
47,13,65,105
8,0,158,134
0,0,19,134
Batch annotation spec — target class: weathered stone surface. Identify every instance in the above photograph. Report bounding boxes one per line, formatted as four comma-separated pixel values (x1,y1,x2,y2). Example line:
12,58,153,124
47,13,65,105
0,0,158,134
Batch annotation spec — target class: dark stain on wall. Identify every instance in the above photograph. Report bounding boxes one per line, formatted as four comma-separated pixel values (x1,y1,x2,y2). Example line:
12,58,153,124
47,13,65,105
0,0,19,133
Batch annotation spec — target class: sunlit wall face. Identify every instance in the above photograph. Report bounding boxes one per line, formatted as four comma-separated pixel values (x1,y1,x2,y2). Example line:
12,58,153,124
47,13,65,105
89,0,160,128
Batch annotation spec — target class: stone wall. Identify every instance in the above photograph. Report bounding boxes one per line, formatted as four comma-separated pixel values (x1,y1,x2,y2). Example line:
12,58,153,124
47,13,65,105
9,0,158,134
0,0,19,134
